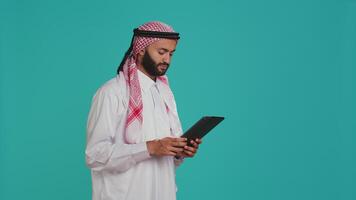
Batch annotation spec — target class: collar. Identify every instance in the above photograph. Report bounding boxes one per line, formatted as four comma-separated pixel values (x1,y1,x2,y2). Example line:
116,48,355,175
137,69,156,93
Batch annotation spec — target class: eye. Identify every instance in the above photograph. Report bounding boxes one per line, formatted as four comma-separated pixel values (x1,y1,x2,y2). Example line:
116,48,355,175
158,50,165,55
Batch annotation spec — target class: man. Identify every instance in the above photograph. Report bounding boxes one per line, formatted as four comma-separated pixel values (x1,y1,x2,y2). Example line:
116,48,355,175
85,21,202,200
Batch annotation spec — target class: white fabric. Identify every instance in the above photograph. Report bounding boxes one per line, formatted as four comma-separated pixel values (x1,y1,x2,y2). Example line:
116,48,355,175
86,70,184,200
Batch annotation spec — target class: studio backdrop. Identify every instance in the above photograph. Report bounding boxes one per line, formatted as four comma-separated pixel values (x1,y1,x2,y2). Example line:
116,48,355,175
0,0,355,199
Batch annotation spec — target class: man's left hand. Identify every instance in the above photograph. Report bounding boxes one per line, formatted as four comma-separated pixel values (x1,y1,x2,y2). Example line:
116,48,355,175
176,138,202,158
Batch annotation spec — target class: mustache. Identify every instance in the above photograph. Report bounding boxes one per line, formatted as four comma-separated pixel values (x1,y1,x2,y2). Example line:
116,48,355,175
157,63,169,67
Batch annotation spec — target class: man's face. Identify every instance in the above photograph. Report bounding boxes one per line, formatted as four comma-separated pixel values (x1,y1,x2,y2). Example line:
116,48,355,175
141,39,177,77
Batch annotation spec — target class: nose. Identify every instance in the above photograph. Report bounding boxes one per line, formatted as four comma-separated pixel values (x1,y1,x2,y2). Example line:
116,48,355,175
163,54,171,64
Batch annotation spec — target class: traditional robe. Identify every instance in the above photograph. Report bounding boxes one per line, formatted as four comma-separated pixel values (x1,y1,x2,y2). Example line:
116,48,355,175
86,71,183,200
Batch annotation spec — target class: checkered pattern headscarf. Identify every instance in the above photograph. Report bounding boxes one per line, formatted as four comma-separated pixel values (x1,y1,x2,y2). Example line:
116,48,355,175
119,21,182,144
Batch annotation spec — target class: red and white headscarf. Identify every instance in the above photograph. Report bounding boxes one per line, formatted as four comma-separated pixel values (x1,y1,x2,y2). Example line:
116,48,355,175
119,21,182,144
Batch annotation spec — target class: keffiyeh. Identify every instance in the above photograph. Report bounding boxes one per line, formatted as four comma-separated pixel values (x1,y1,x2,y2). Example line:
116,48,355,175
118,21,183,144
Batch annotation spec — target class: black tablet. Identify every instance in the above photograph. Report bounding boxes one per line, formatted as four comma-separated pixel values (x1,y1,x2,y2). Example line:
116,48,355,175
181,116,224,145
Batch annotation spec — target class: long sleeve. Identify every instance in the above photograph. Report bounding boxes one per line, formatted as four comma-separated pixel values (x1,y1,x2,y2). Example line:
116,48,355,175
85,85,151,173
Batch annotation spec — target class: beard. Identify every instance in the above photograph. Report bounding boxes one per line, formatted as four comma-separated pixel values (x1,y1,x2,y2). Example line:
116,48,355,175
142,51,170,77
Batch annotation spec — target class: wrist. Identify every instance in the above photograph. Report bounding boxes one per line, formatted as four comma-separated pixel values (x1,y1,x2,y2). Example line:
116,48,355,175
146,139,159,156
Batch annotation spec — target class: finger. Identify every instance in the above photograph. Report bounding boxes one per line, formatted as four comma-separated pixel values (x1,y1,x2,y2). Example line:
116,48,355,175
161,149,177,156
168,146,184,153
183,149,194,157
170,137,187,141
195,138,202,144
172,141,187,147
164,137,186,142
167,152,177,156
184,145,197,153
162,138,185,145
190,140,199,148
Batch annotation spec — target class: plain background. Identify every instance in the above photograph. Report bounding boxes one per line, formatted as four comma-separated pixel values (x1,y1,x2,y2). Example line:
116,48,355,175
1,0,355,199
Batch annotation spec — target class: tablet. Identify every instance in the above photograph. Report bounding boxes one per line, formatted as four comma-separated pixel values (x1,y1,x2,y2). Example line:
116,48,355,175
181,116,224,145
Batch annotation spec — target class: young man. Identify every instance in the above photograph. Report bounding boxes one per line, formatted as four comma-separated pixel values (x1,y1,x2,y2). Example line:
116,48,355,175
85,21,201,200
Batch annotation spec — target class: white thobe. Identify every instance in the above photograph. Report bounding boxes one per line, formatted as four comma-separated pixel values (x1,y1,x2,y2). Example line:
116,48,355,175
85,70,183,200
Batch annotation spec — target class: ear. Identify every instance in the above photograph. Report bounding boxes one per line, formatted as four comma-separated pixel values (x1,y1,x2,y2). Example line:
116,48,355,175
138,48,145,56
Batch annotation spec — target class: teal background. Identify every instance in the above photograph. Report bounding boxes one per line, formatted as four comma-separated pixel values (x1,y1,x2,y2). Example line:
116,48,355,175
1,0,355,199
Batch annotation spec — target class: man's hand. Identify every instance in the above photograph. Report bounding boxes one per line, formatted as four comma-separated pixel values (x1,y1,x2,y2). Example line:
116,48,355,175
176,138,202,159
146,137,187,157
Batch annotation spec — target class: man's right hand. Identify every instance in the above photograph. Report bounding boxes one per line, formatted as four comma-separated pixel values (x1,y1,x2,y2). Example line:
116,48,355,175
146,137,187,157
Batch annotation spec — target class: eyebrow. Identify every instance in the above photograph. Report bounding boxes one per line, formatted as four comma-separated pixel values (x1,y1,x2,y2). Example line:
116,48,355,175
158,48,176,53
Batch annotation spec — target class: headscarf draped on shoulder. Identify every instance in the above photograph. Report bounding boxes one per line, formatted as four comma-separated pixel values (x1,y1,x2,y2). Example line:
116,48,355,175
117,21,182,144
